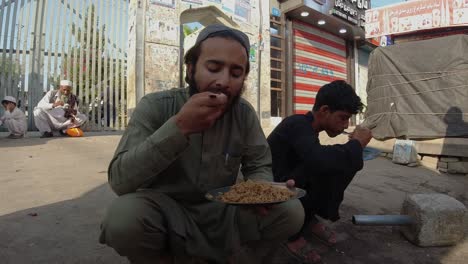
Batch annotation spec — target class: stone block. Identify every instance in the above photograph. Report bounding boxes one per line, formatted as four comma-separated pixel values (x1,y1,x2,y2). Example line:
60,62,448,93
448,162,468,174
387,153,393,159
420,156,439,170
401,193,467,247
437,161,448,169
440,157,460,162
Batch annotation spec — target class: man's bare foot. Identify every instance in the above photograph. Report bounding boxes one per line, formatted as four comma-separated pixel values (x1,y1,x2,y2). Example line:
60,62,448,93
286,237,321,263
310,222,337,246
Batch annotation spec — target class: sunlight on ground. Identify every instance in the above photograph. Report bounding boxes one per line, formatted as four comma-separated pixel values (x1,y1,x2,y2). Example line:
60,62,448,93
441,237,468,263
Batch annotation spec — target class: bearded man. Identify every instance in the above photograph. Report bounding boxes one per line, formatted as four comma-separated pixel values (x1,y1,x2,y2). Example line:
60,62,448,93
99,24,304,264
33,80,87,138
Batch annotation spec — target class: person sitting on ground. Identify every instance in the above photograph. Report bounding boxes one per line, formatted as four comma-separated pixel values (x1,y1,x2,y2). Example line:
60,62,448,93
267,80,373,263
99,24,305,263
33,80,87,138
0,96,27,139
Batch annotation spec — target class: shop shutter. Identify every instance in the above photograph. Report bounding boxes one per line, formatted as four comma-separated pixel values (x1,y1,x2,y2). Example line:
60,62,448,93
292,20,348,114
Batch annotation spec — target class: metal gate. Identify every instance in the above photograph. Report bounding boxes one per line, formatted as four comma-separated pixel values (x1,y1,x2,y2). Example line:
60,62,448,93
0,0,129,131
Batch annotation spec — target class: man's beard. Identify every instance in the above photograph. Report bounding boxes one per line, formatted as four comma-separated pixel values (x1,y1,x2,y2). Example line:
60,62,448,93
188,70,245,107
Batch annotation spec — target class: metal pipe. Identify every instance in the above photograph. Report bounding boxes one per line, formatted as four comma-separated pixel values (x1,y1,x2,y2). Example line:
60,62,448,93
256,0,263,121
352,215,414,226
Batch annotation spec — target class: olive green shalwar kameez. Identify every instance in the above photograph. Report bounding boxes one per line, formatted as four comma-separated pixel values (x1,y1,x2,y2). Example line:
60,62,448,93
100,88,304,262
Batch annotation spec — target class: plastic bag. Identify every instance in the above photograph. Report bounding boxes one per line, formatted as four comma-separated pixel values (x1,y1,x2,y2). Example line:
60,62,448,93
392,139,418,164
66,127,84,137
363,147,381,161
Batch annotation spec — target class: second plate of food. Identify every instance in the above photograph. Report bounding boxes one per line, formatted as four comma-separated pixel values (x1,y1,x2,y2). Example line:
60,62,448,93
205,180,306,205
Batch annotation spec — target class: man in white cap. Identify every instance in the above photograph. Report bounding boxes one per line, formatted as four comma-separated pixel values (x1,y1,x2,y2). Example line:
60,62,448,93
0,96,27,139
33,80,88,138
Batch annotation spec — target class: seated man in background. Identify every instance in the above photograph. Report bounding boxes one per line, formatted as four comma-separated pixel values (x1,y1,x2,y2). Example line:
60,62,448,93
267,80,372,263
33,80,87,138
99,24,304,263
0,96,27,139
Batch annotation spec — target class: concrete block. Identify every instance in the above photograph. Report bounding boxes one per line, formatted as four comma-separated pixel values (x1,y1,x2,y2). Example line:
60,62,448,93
401,193,467,247
437,161,448,169
420,156,439,170
440,157,460,162
447,162,468,174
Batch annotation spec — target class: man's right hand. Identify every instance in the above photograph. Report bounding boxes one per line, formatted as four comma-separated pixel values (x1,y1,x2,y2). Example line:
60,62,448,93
175,92,228,136
53,101,64,108
350,125,372,148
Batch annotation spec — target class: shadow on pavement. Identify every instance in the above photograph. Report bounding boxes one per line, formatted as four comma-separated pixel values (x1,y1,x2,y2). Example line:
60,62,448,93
0,184,127,264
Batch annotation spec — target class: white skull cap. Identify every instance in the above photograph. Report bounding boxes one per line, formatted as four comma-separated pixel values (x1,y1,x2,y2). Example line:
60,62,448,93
60,80,73,86
2,96,16,104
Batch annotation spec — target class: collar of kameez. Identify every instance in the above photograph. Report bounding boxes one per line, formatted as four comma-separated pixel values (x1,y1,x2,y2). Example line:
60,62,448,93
306,111,319,135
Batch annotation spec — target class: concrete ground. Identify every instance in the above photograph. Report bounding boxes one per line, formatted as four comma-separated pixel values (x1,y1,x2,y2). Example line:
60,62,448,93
0,132,467,264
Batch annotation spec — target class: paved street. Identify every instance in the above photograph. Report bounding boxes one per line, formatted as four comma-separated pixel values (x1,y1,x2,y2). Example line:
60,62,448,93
0,132,467,263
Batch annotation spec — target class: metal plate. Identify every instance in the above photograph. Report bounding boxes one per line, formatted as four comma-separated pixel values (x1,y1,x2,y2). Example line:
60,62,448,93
205,182,307,205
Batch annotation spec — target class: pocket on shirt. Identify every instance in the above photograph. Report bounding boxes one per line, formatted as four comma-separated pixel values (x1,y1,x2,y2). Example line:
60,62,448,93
221,143,243,180
222,154,242,174
217,153,242,183
202,154,242,191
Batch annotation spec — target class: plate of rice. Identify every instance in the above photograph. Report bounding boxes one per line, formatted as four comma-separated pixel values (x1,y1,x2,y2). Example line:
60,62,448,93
205,180,306,205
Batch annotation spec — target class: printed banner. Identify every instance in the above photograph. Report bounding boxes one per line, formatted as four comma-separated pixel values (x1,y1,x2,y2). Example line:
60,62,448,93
366,0,466,38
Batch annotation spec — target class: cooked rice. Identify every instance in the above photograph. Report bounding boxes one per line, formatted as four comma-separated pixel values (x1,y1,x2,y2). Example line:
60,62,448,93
219,180,294,203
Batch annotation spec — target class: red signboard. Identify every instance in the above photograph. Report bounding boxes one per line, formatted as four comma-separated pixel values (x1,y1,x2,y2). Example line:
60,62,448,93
366,0,468,38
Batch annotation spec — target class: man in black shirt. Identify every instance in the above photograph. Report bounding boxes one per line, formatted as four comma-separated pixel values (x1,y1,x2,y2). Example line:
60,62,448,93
267,80,372,263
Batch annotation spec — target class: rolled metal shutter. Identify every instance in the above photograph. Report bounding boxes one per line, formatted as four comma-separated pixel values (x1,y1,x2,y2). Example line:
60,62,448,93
293,20,348,114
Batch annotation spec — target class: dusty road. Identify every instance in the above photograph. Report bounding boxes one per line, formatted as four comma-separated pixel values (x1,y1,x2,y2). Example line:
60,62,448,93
0,132,467,264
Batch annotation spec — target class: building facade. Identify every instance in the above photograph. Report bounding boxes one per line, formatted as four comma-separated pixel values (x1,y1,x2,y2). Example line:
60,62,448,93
127,0,276,130
268,0,371,127
127,0,372,133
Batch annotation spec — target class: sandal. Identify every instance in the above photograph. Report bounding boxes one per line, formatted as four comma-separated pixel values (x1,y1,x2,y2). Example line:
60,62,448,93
309,222,337,247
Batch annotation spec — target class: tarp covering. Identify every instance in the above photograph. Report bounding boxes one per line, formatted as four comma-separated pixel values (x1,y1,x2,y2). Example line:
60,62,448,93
363,35,468,140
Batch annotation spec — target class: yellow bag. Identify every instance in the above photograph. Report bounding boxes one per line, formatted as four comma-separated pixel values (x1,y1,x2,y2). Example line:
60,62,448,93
66,127,84,137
